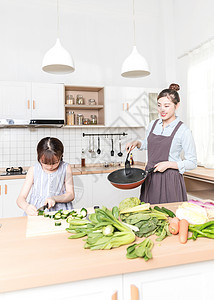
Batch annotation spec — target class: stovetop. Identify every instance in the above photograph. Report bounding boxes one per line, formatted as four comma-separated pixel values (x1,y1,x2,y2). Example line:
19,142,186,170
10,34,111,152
0,167,27,176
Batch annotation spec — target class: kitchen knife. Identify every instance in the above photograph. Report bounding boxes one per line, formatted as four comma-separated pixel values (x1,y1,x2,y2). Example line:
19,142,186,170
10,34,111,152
37,204,48,211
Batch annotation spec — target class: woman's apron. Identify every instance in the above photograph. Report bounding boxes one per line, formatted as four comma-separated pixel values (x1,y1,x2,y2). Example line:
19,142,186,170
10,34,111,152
140,119,187,204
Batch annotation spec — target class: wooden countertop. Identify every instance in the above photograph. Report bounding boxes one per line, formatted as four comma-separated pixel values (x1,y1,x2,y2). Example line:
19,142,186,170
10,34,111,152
1,202,214,293
0,163,145,180
0,164,213,182
184,166,214,182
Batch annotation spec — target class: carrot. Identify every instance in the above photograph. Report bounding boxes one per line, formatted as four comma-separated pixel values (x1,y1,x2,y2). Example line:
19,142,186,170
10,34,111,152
169,217,180,235
179,219,189,244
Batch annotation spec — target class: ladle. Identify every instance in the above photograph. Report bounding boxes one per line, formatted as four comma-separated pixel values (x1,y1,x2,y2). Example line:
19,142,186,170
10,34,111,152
118,136,123,157
111,137,114,156
97,136,101,155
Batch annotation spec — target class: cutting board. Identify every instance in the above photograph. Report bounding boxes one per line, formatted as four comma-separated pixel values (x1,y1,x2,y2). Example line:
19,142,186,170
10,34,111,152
26,208,94,238
26,215,69,238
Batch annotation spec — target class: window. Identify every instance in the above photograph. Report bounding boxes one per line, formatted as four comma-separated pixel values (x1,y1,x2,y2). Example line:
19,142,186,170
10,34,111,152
187,39,214,168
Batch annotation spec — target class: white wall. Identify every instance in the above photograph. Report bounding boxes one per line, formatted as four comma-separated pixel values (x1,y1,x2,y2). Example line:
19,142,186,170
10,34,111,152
0,0,166,89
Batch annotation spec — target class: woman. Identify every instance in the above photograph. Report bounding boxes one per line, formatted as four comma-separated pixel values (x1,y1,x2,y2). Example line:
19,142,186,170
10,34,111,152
126,84,197,204
17,137,75,215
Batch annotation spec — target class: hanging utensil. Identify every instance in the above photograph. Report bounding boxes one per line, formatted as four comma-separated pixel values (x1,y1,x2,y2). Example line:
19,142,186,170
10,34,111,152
91,136,96,158
88,136,92,153
111,136,114,156
118,135,123,157
97,136,101,155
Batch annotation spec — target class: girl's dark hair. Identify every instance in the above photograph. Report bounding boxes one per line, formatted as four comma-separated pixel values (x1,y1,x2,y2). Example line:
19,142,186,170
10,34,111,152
37,137,64,165
157,83,180,105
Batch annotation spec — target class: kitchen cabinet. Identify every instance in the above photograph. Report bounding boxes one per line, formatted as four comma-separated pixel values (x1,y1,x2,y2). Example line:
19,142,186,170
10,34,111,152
104,86,149,127
0,179,24,218
2,275,123,300
64,85,104,127
72,173,141,209
31,83,64,119
104,86,160,127
0,81,64,120
72,174,93,208
91,173,141,208
123,260,214,300
0,81,31,120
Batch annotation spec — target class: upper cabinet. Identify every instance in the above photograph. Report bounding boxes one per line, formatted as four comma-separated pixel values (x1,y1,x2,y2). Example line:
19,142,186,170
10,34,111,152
0,81,64,120
31,83,64,119
64,86,104,127
0,81,31,119
104,86,150,127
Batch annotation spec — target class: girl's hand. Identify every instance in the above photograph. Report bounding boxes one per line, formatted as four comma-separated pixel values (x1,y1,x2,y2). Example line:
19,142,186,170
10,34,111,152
45,198,56,209
154,161,178,173
25,204,38,216
125,140,141,152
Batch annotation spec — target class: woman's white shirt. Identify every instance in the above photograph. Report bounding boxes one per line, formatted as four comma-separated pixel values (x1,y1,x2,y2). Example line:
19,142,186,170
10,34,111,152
139,117,197,174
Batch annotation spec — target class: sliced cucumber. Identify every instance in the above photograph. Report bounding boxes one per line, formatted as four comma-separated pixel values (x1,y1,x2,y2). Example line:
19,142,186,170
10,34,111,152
80,208,87,217
55,221,61,226
61,215,67,219
62,210,70,216
54,213,62,220
44,212,49,218
76,214,83,219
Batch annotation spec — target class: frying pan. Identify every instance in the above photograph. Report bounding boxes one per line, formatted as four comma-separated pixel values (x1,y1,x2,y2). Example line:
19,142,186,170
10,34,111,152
107,153,155,190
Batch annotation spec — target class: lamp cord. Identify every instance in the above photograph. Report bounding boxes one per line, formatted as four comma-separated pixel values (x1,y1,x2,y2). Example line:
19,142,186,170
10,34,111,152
57,0,59,38
133,0,136,46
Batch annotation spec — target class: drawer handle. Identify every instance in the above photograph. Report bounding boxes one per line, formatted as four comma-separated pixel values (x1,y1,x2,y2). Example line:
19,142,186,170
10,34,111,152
27,100,30,109
33,100,35,109
131,285,139,300
5,184,7,195
111,291,117,300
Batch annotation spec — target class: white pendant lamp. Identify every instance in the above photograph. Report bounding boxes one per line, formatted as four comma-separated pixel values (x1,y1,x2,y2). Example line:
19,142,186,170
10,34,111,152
121,0,150,78
42,0,75,74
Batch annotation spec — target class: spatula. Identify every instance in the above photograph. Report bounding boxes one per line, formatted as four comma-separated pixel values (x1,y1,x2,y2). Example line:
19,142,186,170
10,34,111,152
125,152,131,176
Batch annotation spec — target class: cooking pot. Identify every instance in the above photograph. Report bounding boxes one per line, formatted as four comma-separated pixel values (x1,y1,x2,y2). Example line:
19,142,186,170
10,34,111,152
107,153,154,190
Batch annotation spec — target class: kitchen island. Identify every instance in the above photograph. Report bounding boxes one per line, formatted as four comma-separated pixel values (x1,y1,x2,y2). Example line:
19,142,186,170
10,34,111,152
1,202,214,300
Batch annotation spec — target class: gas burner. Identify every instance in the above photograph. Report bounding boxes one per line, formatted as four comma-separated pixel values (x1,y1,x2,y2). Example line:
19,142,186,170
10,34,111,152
0,167,27,176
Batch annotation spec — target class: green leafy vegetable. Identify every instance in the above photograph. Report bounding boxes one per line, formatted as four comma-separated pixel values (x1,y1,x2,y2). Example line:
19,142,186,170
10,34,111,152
67,206,135,250
126,238,153,261
119,197,141,212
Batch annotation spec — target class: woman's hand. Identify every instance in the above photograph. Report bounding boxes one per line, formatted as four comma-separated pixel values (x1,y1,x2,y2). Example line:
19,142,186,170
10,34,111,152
25,203,38,216
125,140,141,153
154,161,178,173
45,198,56,209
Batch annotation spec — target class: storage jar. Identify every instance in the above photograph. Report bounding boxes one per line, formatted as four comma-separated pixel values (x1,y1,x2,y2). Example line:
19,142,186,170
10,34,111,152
66,111,75,125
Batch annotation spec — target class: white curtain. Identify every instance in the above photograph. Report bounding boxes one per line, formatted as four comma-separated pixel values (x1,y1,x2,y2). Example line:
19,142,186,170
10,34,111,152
187,39,214,168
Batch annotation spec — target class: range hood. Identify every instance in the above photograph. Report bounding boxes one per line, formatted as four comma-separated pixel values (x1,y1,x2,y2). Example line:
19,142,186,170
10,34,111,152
0,119,64,128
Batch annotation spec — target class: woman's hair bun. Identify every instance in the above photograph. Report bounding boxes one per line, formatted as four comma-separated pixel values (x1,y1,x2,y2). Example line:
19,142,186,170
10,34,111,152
169,83,180,92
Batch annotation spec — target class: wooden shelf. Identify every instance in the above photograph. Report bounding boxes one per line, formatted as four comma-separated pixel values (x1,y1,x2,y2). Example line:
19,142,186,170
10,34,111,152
64,85,105,126
65,104,104,110
63,125,105,128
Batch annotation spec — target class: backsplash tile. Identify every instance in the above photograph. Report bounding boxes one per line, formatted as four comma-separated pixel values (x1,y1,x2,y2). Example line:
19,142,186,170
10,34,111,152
0,127,146,168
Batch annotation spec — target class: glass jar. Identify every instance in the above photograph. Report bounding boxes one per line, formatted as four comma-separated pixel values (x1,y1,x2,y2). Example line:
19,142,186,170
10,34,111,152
91,115,97,125
83,118,90,125
76,95,84,105
88,98,96,105
66,111,75,125
66,94,74,105
77,114,83,125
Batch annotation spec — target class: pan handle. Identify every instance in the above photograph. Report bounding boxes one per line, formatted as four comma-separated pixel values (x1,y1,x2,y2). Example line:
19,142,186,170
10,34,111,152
146,167,155,174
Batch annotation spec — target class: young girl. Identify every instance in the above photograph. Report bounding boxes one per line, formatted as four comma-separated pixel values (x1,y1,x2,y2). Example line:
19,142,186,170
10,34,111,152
17,137,75,216
126,83,197,204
